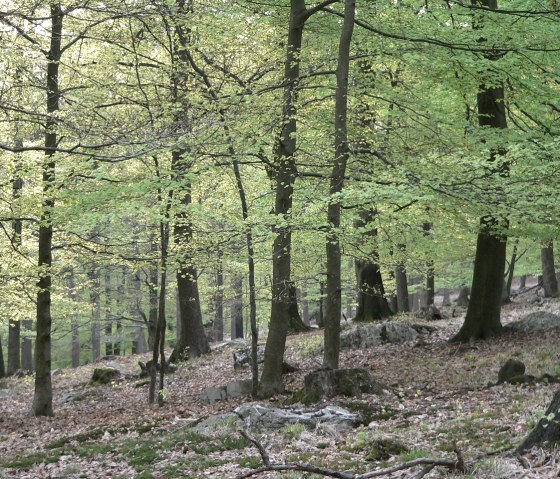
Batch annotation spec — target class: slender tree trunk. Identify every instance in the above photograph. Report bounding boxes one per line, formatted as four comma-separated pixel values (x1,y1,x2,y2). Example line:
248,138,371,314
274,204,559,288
104,270,113,357
451,0,508,343
214,255,224,342
33,3,62,416
318,281,325,328
423,222,435,307
133,270,147,355
323,0,355,370
519,274,527,290
503,242,518,304
148,237,159,350
230,273,244,339
89,268,101,362
21,319,34,372
67,269,80,368
7,320,21,375
395,244,410,312
0,336,5,378
541,241,558,297
301,288,310,326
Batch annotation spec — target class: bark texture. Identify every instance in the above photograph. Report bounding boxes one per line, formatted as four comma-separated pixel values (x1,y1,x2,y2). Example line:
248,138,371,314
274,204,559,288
541,241,558,297
517,390,560,453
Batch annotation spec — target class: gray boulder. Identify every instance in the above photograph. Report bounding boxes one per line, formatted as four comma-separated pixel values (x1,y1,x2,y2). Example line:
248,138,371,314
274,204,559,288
505,312,560,333
234,403,360,433
226,379,253,398
200,386,227,404
333,322,420,351
233,345,266,370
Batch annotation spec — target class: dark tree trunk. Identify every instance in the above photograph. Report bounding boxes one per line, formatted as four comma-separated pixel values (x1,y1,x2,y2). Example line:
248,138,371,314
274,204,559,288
456,286,470,307
230,273,244,339
517,390,560,453
21,319,34,372
288,283,311,333
451,0,508,343
148,239,159,350
452,218,507,341
33,3,62,416
132,270,147,354
541,241,558,297
317,281,325,328
423,222,435,307
113,269,125,356
395,245,410,312
0,337,4,378
104,271,113,357
7,320,20,375
214,256,224,342
88,267,101,362
323,0,355,370
353,210,391,322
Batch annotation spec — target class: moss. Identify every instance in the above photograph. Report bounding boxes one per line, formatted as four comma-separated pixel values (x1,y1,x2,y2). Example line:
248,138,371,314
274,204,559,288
365,438,409,462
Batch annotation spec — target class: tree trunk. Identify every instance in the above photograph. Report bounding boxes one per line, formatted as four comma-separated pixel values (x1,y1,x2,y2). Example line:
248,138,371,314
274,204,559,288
301,287,310,326
89,268,101,362
104,270,113,357
7,320,21,375
519,274,527,290
517,390,560,453
67,269,80,368
451,0,508,343
503,242,518,303
0,336,5,378
214,256,224,342
33,3,62,417
230,273,244,339
21,319,34,372
423,222,435,307
317,281,325,328
395,244,410,312
353,210,391,322
456,286,470,307
148,239,159,350
288,283,311,333
541,241,558,297
132,270,147,355
323,0,355,370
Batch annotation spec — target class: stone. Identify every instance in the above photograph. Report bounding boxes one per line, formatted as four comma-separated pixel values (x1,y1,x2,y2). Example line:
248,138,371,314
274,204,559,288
233,402,360,433
498,358,526,384
297,368,384,404
505,312,560,333
61,388,103,403
233,345,265,370
90,367,120,385
104,361,125,374
200,386,227,404
424,304,443,321
193,413,242,435
226,379,253,398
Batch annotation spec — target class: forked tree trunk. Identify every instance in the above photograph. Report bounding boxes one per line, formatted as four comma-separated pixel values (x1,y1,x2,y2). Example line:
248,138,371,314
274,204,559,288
541,241,558,297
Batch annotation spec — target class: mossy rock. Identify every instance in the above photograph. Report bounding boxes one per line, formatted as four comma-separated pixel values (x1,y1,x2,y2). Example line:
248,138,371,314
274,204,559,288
90,367,120,385
365,437,409,462
297,368,384,404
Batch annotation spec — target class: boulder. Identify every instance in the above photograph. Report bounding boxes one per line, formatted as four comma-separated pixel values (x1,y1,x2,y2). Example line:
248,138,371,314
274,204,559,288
332,322,420,352
193,413,242,435
497,359,526,384
505,312,560,333
297,368,384,404
226,379,253,398
200,386,227,404
233,345,265,370
233,403,360,433
61,388,103,403
90,367,120,385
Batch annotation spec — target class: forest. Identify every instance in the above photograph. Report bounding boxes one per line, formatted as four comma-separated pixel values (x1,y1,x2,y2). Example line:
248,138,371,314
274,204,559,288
0,0,560,477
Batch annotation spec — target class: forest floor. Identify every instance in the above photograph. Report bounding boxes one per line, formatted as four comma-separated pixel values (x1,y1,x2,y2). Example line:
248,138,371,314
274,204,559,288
1,292,560,478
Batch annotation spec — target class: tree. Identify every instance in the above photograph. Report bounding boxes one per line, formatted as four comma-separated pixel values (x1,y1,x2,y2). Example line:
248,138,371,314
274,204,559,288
323,0,356,370
451,0,509,343
541,241,558,297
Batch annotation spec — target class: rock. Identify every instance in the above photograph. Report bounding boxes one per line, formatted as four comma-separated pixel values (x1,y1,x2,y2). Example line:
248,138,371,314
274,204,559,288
192,413,242,435
51,368,63,376
233,402,360,433
138,360,178,378
233,345,266,370
324,322,420,352
424,304,443,321
505,312,560,333
226,379,253,398
104,361,125,374
296,368,384,404
90,367,121,385
61,388,103,403
200,386,227,404
498,358,526,384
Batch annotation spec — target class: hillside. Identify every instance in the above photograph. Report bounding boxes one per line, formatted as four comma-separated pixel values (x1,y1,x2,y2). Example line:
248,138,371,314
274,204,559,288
1,295,560,478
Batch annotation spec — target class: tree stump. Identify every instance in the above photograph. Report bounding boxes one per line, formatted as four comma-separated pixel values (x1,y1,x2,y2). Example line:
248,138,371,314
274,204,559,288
517,390,560,453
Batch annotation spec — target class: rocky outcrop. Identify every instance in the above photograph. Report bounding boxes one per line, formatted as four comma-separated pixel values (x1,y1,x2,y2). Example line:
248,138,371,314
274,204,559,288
505,312,560,333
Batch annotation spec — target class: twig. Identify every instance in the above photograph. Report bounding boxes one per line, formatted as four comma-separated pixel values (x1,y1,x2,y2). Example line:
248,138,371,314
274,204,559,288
235,432,467,479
